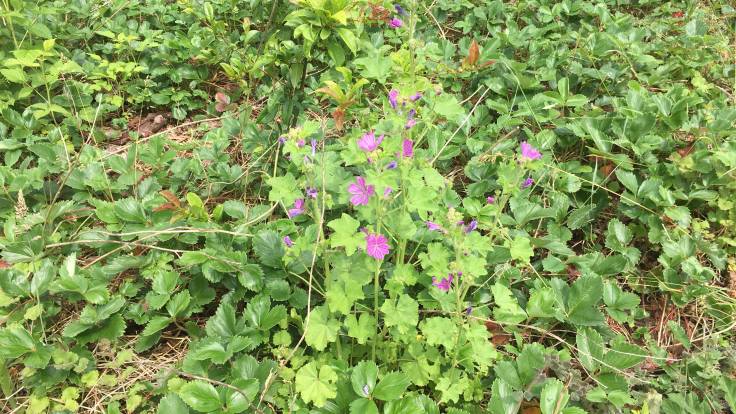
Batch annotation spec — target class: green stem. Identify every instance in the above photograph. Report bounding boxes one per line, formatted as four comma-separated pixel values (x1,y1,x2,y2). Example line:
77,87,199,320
372,262,380,362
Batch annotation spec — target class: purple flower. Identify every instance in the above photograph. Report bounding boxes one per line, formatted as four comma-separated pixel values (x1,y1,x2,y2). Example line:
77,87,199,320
486,196,495,204
386,160,398,169
405,109,417,129
520,141,542,160
297,139,305,148
283,236,293,247
287,199,305,218
389,18,403,28
522,177,534,188
311,139,317,156
402,139,414,158
384,187,393,197
394,4,407,15
358,131,384,152
426,221,441,231
465,306,473,315
278,136,287,144
432,274,454,292
306,187,318,199
409,92,422,101
388,89,399,109
365,232,390,260
348,176,375,206
464,220,477,233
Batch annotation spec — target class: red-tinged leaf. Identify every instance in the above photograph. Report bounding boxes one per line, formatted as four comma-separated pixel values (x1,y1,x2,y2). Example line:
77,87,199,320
333,108,345,131
215,92,230,112
160,190,181,208
479,60,496,68
0,260,10,269
464,40,480,67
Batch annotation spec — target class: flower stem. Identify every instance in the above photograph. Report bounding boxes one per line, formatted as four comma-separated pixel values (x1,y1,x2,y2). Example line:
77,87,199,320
372,261,381,362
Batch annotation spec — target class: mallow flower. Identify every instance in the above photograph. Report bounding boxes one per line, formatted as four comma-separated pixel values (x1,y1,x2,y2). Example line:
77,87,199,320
287,199,305,218
348,176,375,206
365,232,390,260
520,141,542,160
358,131,384,152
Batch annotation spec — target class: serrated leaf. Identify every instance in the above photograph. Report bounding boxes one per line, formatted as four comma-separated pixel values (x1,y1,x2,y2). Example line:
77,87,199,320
576,328,604,372
178,381,221,412
327,213,363,256
491,283,527,325
541,379,569,414
253,230,285,268
345,313,374,344
373,372,411,401
381,294,418,335
566,274,604,326
113,198,147,223
304,306,339,351
295,362,337,407
158,393,190,414
421,317,458,351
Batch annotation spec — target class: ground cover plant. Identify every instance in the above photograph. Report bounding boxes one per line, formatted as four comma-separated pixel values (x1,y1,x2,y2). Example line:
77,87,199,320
0,0,735,412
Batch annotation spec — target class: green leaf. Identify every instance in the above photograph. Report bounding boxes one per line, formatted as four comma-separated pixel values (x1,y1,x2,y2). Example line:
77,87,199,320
576,328,604,372
421,317,458,351
667,321,692,350
517,343,546,386
488,378,522,414
349,398,379,414
336,28,358,54
527,287,556,318
373,372,411,401
432,94,465,124
615,170,638,194
253,230,285,268
354,53,393,82
541,379,569,414
720,377,736,411
267,173,301,206
295,362,337,407
158,394,190,414
326,278,364,315
304,306,339,351
206,302,239,339
509,237,533,264
566,274,604,326
603,339,645,371
351,360,378,397
178,381,222,413
142,316,171,337
327,213,363,256
381,294,419,335
1,68,26,83
0,324,36,359
491,283,527,324
345,313,374,344
245,296,286,330
166,291,191,317
113,198,147,223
